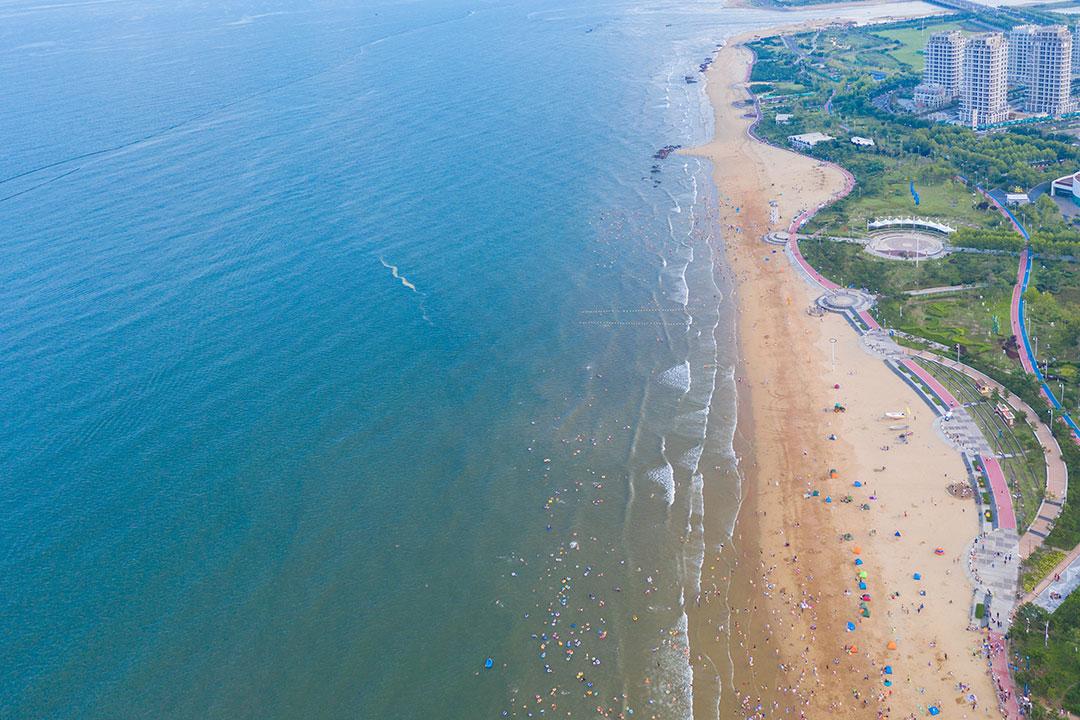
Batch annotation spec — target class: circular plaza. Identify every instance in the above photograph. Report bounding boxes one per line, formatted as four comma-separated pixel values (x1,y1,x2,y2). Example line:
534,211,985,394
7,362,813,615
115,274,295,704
816,288,874,313
865,230,946,260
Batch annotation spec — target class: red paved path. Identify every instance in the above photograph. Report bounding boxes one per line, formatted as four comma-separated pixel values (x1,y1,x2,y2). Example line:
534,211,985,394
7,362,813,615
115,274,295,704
988,631,1021,720
899,358,960,409
980,456,1018,531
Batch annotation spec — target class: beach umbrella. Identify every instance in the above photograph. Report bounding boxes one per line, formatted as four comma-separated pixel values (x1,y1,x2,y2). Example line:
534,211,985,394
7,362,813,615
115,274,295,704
894,531,901,537
854,558,863,566
929,706,940,716
884,665,892,674
934,547,945,556
883,679,892,687
913,572,921,580
858,571,868,579
887,640,897,650
859,582,867,590
852,546,862,554
825,496,832,503
846,621,856,631
854,481,862,488
812,490,820,497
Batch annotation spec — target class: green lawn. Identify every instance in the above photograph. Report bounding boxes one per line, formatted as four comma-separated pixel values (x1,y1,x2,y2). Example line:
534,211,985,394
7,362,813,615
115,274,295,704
889,290,1018,373
872,21,971,72
798,240,1016,294
836,178,996,233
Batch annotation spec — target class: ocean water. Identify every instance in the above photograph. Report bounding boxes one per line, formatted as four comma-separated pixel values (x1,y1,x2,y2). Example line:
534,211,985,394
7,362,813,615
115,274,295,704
0,0,933,718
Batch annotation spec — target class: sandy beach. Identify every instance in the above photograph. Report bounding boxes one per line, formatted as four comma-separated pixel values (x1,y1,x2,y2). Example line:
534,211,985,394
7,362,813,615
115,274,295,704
687,25,1001,720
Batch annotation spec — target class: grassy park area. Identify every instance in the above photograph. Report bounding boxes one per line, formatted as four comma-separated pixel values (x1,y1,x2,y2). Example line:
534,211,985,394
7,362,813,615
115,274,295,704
814,177,1001,235
871,21,970,71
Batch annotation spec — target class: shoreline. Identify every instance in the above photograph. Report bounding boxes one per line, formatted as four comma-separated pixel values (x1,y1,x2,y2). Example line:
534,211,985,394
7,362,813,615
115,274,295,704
687,18,1002,719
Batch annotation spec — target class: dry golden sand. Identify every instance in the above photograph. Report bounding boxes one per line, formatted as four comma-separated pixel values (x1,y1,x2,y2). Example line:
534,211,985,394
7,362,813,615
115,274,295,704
685,36,1000,720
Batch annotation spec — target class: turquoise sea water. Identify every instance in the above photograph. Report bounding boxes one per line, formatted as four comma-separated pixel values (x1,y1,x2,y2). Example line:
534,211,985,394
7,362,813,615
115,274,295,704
0,0,930,717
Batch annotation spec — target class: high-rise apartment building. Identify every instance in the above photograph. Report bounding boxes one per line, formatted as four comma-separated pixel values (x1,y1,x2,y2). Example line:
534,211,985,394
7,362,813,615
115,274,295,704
1072,25,1080,69
1026,25,1073,115
924,30,966,98
1008,25,1037,84
961,33,1009,126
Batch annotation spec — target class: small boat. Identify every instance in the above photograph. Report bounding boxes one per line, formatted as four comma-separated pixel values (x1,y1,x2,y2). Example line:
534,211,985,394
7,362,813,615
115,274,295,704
884,411,905,419
888,424,909,431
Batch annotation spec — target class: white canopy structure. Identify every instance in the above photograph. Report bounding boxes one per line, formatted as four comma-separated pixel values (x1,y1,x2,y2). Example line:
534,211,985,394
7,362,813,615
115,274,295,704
867,217,955,235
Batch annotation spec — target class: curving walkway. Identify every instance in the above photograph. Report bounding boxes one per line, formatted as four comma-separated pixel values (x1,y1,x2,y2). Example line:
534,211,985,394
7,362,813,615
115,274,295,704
981,187,1080,441
904,349,1068,556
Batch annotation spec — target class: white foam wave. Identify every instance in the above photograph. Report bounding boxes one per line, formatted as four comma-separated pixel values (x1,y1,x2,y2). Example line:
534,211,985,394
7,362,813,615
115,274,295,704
658,361,690,393
647,463,675,506
680,444,703,471
669,271,689,305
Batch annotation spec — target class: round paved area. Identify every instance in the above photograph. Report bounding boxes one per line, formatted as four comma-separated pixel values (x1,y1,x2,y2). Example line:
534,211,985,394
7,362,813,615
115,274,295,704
817,289,874,313
865,230,945,260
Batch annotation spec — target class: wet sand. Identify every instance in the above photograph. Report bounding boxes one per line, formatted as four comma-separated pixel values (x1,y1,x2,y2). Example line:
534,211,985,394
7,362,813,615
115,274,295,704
687,24,1000,720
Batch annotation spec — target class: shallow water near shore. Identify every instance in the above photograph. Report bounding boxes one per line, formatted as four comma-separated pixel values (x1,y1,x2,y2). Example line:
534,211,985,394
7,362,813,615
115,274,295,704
0,0,933,717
